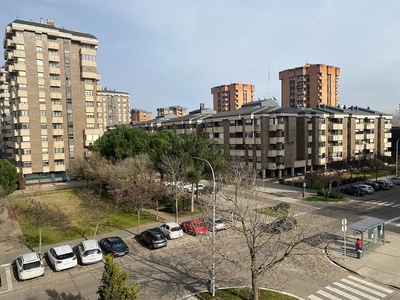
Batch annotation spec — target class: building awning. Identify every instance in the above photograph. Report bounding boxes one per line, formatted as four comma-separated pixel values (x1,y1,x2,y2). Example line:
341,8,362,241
349,217,385,232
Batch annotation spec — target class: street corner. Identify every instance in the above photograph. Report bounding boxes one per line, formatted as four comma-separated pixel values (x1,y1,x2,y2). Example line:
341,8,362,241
0,263,13,294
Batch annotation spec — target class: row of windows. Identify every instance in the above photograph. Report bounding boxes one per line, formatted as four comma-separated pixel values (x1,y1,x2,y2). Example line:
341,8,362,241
81,54,96,61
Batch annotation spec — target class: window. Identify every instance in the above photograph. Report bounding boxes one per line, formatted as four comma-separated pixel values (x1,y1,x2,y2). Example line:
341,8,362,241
22,149,31,155
39,98,46,103
54,147,64,153
81,54,96,61
23,162,32,168
38,72,44,78
49,74,59,80
49,62,59,68
84,79,93,84
48,50,58,56
35,34,42,40
42,148,48,154
41,135,48,141
85,90,93,96
52,111,62,117
52,123,62,129
38,85,45,91
19,110,29,116
40,123,47,129
16,32,23,38
50,87,60,93
86,101,94,107
87,123,95,128
86,113,94,118
51,99,61,105
43,160,49,166
18,70,26,77
54,159,64,165
36,46,42,52
37,59,43,66
40,110,46,116
19,84,27,90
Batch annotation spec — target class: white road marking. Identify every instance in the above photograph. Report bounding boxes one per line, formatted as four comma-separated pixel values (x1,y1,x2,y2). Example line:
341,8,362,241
348,275,393,293
385,215,400,224
308,295,323,300
317,289,342,299
333,282,380,300
325,285,362,300
340,278,387,297
392,203,400,208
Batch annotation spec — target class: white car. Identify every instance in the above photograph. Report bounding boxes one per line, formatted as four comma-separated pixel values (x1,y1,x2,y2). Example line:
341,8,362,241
77,239,103,265
358,184,374,194
47,245,77,271
204,217,226,231
388,177,400,185
188,184,206,193
159,222,183,240
15,252,44,281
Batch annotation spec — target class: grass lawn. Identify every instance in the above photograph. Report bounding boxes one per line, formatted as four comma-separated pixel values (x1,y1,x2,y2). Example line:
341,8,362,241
8,189,158,248
306,195,346,202
198,287,299,300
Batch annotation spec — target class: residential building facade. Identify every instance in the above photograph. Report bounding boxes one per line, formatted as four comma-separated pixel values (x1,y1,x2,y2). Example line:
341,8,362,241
96,88,130,128
156,105,187,117
133,100,392,179
211,83,255,113
279,63,340,108
130,108,152,123
0,19,102,188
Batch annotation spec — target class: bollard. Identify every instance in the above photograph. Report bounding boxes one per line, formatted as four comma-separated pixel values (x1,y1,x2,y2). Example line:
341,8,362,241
357,249,363,259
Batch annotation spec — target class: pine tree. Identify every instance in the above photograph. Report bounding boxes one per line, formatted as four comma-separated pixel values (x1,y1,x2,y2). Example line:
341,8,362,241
97,255,140,300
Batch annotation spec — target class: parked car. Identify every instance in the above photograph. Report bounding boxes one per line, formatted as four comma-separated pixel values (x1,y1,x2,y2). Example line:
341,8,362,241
187,184,206,193
77,239,103,265
139,228,168,249
260,217,298,234
373,181,390,190
340,186,365,196
181,219,208,236
383,179,394,187
158,222,183,240
357,184,374,194
388,177,400,185
47,245,77,272
203,216,226,231
99,237,129,257
364,182,379,191
15,252,44,281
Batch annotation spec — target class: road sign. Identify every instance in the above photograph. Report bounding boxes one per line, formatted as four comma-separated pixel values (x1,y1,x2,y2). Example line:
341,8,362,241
303,182,306,188
342,225,347,232
342,218,347,225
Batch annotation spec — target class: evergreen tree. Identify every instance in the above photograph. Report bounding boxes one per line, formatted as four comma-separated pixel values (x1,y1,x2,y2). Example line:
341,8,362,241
0,159,18,195
97,255,140,300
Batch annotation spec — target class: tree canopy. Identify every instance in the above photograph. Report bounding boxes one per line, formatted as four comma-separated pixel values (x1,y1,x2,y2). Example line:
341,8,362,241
0,159,18,195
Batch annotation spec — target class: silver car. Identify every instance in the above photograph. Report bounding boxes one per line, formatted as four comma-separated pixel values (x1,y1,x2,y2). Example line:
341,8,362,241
358,184,374,194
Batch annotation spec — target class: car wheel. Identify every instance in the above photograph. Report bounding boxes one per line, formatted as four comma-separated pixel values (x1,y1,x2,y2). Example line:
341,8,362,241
167,234,171,240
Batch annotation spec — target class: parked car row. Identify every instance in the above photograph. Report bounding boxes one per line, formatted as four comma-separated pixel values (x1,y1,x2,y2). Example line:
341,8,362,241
339,178,396,197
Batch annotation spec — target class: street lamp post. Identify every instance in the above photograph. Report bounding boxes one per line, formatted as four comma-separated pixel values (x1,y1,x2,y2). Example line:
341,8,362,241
396,138,400,177
193,157,216,297
285,141,294,187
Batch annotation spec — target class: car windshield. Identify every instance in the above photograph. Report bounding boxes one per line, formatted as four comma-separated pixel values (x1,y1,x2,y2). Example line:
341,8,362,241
111,241,125,250
55,252,75,260
23,261,41,270
153,234,165,240
170,227,181,232
85,249,101,255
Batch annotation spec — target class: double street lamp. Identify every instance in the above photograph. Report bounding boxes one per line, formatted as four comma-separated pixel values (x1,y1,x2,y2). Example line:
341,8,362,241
193,157,216,297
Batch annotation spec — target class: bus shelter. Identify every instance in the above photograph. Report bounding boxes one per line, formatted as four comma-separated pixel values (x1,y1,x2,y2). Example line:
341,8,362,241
348,217,385,250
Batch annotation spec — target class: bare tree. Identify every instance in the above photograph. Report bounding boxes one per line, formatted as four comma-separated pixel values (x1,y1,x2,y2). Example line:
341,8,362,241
215,161,327,300
108,154,161,234
159,156,189,223
19,190,68,254
77,187,119,240
306,169,343,201
68,153,111,186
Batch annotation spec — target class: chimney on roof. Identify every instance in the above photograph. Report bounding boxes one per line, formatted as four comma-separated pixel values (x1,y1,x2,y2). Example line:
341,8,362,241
200,103,205,110
47,19,54,26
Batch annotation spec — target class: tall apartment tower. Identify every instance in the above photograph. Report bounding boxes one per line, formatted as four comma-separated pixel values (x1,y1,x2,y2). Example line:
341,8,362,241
279,63,340,108
97,88,130,127
1,19,102,187
211,83,255,112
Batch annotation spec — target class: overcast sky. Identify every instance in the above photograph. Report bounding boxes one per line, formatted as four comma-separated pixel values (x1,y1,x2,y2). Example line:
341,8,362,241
1,0,399,115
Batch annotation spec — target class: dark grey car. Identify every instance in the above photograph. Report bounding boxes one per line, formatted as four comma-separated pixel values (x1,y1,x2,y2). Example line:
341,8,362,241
139,228,167,250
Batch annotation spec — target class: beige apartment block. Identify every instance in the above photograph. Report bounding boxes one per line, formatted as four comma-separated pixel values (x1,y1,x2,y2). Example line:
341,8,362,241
279,63,340,108
130,108,152,123
0,19,102,188
211,83,255,113
157,105,187,117
133,100,392,180
97,88,130,128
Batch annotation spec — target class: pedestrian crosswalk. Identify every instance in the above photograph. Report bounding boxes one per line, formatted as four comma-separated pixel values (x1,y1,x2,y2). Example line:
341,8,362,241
308,275,394,300
364,200,400,226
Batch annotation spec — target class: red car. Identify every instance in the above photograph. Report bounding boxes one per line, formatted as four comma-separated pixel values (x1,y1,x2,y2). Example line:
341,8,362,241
181,219,208,236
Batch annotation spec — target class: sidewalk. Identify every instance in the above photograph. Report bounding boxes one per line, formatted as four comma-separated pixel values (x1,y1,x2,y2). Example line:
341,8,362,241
326,230,400,290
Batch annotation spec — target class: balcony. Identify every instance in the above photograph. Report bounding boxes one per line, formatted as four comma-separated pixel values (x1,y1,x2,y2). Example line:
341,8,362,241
316,158,326,165
230,149,246,157
48,41,59,50
53,129,64,136
269,124,285,131
364,133,374,139
319,123,326,130
14,63,26,71
54,164,66,172
229,138,243,144
82,72,98,80
269,137,284,144
12,36,24,45
328,135,342,141
80,48,97,56
50,79,61,86
365,123,375,130
267,162,277,170
385,123,392,129
81,60,97,68
49,67,60,74
53,153,65,160
328,123,343,130
48,54,60,62
18,90,28,97
50,92,62,99
319,135,326,142
328,146,342,153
